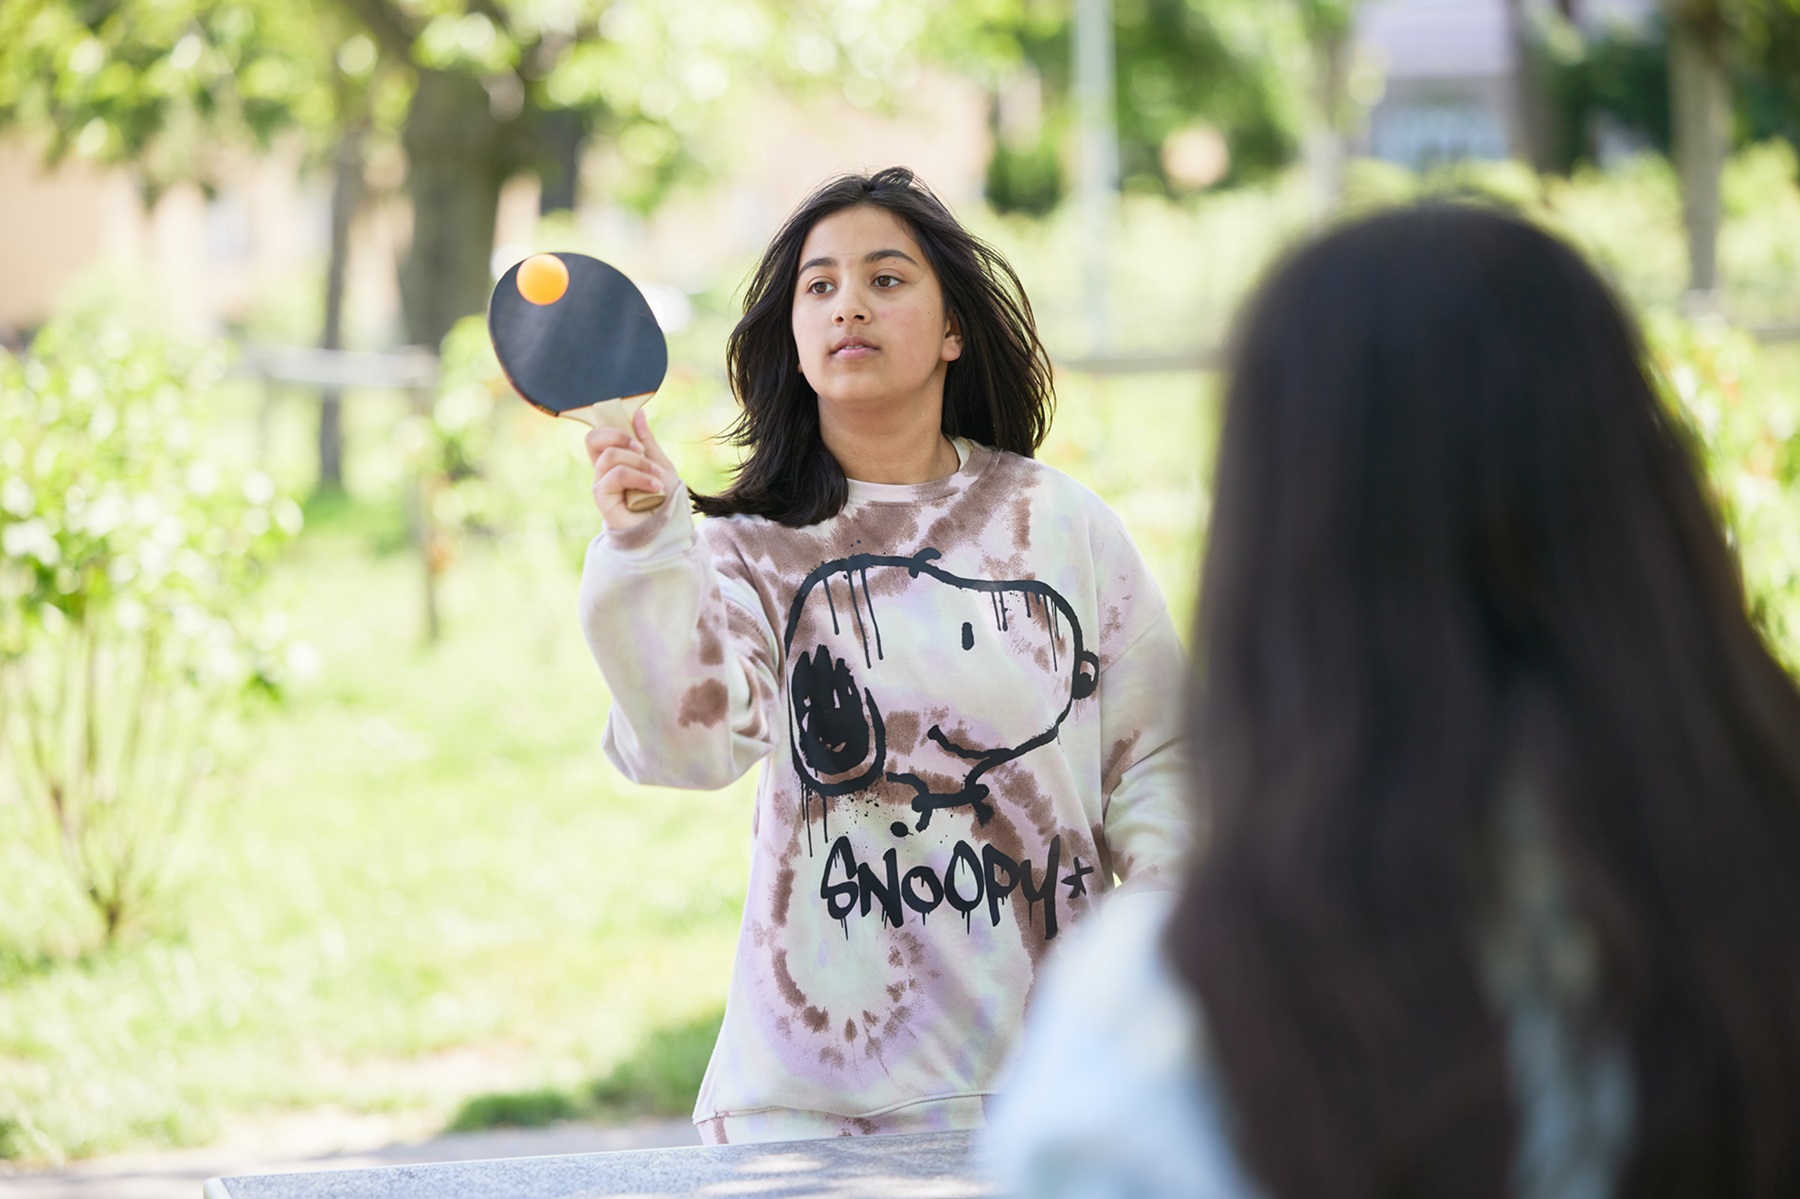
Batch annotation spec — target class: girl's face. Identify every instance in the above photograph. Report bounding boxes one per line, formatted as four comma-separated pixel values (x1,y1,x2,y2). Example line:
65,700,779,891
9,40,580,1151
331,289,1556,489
791,205,963,424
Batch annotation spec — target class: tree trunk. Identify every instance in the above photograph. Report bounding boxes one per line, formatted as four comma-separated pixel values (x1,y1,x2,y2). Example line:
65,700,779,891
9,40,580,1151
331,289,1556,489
1668,7,1730,305
538,108,584,215
317,126,362,494
399,70,519,349
1504,0,1556,171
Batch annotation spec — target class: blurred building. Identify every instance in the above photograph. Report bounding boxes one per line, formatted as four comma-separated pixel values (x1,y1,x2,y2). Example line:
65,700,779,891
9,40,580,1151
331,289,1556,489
0,135,367,347
1357,0,1657,168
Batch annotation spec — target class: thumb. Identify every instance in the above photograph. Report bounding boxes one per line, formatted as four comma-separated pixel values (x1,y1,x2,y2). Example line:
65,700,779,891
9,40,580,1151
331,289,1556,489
635,408,676,471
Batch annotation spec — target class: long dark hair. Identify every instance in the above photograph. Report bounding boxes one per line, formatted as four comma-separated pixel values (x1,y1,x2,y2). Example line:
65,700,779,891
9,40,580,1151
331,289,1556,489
691,167,1054,527
1170,204,1800,1199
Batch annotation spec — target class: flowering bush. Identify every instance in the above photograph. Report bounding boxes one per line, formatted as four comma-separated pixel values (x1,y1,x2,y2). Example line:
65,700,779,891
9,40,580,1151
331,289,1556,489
0,314,302,948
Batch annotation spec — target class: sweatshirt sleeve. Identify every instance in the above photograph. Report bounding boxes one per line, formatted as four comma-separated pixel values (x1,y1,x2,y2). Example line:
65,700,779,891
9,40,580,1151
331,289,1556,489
578,485,781,790
1091,512,1195,891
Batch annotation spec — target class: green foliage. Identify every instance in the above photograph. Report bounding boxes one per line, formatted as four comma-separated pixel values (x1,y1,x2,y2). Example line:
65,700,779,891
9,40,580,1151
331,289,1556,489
0,0,954,348
0,0,362,188
1107,0,1299,190
1291,0,1357,39
970,141,1785,356
974,172,1313,352
0,314,301,950
585,1009,724,1117
941,0,1305,212
1650,318,1800,666
0,1117,29,1161
1737,0,1800,151
445,1008,724,1131
1539,12,1671,170
985,129,1066,218
1316,143,1800,323
0,532,753,1164
404,316,508,533
1538,3,1800,174
399,314,603,589
400,298,746,595
1717,140,1800,320
446,1087,584,1131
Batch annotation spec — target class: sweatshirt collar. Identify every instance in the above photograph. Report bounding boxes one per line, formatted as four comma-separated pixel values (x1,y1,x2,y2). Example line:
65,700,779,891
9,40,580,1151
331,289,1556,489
844,438,983,506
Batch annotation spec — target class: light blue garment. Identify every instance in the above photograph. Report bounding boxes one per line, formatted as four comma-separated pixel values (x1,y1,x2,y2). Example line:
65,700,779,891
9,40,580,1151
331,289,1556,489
984,892,1264,1199
1478,794,1634,1199
985,829,1634,1199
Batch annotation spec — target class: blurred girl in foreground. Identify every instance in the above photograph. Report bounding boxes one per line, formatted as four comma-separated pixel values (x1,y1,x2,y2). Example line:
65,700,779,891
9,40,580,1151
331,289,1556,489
988,204,1800,1198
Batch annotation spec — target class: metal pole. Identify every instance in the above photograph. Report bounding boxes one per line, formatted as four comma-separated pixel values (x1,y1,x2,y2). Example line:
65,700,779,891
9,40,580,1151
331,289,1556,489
1669,11,1728,311
1075,0,1118,353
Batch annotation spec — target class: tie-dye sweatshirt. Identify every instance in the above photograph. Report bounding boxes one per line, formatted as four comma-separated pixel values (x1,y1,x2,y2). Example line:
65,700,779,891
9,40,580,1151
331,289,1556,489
578,439,1191,1143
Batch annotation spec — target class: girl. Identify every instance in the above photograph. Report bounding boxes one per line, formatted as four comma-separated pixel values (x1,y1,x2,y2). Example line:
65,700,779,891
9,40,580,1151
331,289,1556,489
579,167,1191,1144
988,204,1800,1197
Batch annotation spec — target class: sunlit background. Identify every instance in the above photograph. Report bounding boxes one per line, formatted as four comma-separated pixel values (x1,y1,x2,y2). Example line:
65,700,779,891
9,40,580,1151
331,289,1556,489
1,0,1798,1187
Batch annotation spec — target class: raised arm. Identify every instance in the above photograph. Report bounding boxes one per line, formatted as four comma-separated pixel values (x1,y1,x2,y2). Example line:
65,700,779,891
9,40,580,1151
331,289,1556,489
579,413,780,789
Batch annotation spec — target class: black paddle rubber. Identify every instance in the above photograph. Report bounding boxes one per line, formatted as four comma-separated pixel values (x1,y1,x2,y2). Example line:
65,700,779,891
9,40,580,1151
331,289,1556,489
488,253,669,416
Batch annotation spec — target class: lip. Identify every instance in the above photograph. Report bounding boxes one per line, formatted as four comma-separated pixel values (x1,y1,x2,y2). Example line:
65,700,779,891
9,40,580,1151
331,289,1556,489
830,336,878,357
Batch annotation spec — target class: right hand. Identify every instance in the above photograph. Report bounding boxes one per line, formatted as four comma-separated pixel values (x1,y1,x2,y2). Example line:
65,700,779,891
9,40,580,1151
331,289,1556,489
586,408,681,532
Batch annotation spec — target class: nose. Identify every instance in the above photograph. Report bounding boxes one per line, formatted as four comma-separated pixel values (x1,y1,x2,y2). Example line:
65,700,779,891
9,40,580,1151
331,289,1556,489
832,284,869,325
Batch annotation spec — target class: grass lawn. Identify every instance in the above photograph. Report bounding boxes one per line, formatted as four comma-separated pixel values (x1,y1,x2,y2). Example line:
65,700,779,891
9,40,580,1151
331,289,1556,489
0,368,1214,1166
0,516,755,1161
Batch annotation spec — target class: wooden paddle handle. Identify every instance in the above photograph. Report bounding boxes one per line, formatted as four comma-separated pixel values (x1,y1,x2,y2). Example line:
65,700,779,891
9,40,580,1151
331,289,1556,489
570,394,665,513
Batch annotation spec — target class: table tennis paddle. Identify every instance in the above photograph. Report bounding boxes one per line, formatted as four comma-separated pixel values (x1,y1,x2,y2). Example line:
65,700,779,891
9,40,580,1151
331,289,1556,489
488,252,669,513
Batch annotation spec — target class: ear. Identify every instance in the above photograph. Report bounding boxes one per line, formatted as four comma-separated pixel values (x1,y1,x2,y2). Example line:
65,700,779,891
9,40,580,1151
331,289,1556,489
942,310,964,363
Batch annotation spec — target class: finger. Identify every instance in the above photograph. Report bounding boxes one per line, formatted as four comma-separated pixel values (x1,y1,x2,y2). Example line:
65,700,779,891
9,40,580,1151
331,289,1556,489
592,446,654,480
584,426,639,465
597,464,665,499
634,408,677,471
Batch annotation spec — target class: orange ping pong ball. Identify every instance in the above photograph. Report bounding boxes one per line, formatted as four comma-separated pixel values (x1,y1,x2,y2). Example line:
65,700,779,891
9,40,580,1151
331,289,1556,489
516,253,569,306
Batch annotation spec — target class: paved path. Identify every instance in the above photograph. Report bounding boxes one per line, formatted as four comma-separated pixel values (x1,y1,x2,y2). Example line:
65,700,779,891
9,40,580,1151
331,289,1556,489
0,1117,700,1199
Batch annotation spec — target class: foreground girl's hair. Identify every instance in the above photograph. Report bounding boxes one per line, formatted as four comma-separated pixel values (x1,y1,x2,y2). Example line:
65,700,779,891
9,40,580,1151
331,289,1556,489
692,167,1054,527
1171,204,1800,1198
